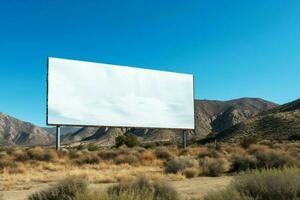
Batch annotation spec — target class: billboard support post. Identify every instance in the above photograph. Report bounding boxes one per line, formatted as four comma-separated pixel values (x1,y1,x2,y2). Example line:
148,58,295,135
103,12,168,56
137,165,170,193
56,126,61,151
182,131,187,149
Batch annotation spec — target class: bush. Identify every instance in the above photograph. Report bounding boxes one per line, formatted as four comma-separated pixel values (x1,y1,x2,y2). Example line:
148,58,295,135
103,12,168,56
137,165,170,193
164,157,198,174
139,151,156,165
155,147,173,160
199,157,230,177
0,160,17,170
75,154,101,165
233,168,300,200
115,154,139,165
87,143,100,151
98,150,118,160
204,187,253,200
230,155,257,172
27,148,57,161
240,135,258,148
13,150,30,161
204,168,300,200
108,176,180,200
28,176,88,200
254,150,298,169
183,167,199,178
115,134,140,148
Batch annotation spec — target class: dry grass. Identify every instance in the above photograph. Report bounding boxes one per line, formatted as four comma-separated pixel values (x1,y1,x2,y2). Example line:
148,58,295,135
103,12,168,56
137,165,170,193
0,143,299,191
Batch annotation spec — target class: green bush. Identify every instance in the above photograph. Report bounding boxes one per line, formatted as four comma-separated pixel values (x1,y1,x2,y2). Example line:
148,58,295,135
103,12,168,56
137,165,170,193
115,134,140,148
204,168,300,200
230,155,257,172
199,157,230,177
164,157,198,174
234,168,300,200
87,143,100,151
107,176,179,200
28,176,88,200
240,135,258,148
204,187,253,200
254,150,298,169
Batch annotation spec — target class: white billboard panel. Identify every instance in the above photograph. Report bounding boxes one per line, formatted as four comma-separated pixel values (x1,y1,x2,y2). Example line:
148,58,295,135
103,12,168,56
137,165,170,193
47,57,194,129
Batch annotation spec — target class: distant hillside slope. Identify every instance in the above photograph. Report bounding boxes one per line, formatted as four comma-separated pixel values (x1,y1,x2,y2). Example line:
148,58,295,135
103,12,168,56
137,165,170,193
209,98,300,142
62,98,277,145
0,113,53,146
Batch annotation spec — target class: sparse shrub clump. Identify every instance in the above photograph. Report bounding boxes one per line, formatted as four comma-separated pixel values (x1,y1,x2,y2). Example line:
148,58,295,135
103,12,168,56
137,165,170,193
183,167,199,178
108,176,180,200
28,176,88,200
204,168,300,200
164,157,198,174
199,157,230,177
115,134,140,148
240,135,258,148
115,154,139,165
155,147,173,160
75,153,101,165
27,148,57,161
230,155,257,172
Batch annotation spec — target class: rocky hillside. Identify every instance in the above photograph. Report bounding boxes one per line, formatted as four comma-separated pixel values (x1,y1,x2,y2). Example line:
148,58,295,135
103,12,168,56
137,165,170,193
62,98,277,146
0,113,53,146
207,98,300,142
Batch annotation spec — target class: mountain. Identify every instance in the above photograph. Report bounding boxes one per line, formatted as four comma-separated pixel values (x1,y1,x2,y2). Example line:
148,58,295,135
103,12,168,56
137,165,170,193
206,98,300,142
62,98,277,145
0,113,53,146
43,127,82,136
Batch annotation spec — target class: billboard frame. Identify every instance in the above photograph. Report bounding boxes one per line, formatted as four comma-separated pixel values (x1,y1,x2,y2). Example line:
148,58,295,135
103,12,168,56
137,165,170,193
46,57,195,131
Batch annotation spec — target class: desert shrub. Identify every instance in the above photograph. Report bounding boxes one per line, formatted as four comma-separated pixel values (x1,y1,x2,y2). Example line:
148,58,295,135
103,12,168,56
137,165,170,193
98,150,118,160
139,151,156,165
108,176,179,200
75,154,101,165
199,157,230,177
230,155,257,172
204,187,253,200
240,135,258,148
0,160,17,170
87,143,100,151
198,149,224,159
204,168,300,200
155,147,173,160
115,154,139,165
183,167,199,178
27,148,57,161
68,149,82,159
254,150,298,169
115,134,140,148
233,168,300,200
164,157,198,174
13,150,30,161
28,176,88,200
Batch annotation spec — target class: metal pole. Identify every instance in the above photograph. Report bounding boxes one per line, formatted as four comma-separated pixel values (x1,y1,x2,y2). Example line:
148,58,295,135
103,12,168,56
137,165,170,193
56,126,61,151
182,131,187,149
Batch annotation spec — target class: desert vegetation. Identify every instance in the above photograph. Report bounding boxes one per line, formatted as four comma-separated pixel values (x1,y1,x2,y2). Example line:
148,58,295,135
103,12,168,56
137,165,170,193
1,141,300,199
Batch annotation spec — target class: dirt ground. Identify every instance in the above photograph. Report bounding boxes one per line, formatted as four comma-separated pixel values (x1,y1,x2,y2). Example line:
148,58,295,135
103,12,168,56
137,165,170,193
1,176,232,200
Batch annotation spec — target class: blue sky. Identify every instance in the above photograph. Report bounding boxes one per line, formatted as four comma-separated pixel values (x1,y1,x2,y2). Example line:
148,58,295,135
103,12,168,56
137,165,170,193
0,0,299,126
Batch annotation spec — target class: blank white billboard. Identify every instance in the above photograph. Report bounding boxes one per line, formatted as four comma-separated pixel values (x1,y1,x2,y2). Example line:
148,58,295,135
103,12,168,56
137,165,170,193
47,57,194,129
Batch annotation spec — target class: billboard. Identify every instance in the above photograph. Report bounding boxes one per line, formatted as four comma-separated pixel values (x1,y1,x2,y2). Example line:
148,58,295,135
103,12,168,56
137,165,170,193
47,57,194,129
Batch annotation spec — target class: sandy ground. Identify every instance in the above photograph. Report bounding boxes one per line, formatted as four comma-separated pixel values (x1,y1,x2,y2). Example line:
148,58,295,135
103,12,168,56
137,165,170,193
1,176,232,200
